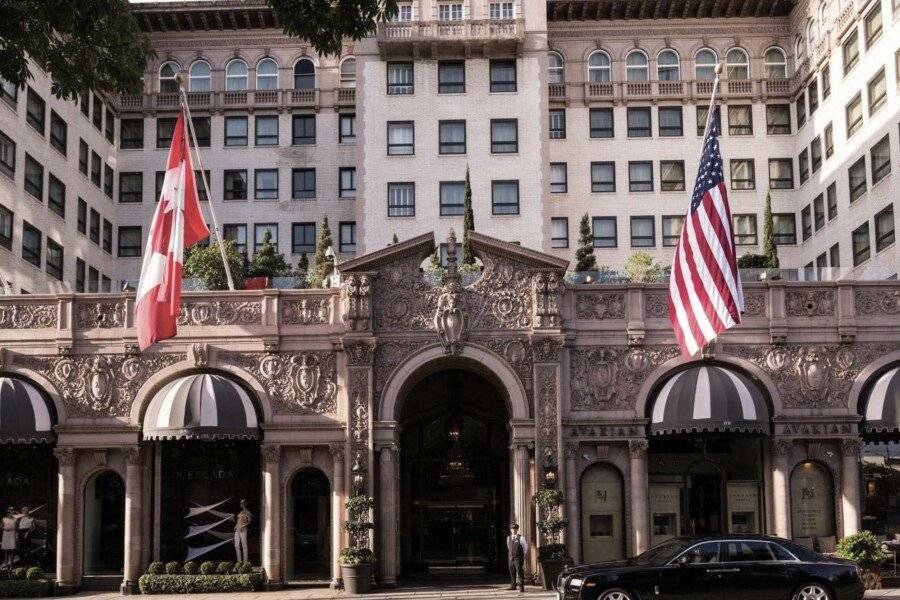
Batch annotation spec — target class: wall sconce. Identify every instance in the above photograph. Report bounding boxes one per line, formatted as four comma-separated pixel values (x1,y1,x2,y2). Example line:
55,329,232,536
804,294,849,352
351,451,365,493
542,449,558,488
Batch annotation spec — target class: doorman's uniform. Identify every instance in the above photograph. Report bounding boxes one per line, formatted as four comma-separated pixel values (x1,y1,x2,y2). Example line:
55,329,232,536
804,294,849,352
507,532,528,592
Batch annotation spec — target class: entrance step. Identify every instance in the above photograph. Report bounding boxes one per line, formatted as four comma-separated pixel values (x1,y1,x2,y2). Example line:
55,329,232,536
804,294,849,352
426,565,486,577
80,575,122,591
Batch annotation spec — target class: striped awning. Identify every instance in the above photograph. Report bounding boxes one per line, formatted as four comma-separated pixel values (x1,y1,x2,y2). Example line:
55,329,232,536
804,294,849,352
650,365,770,435
0,377,55,444
862,366,900,436
142,374,259,441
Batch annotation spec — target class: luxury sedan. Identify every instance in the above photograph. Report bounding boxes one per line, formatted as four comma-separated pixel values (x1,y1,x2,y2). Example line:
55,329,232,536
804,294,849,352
557,535,864,600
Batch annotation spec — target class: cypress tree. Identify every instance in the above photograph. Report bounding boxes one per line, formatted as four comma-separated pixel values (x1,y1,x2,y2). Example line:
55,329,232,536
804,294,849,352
249,228,289,278
575,213,597,272
762,191,779,268
462,167,475,265
391,232,399,245
308,214,334,288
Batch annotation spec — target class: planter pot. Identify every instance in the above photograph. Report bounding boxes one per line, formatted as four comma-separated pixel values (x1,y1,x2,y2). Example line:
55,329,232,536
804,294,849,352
341,563,373,594
539,558,569,591
861,568,882,590
243,277,270,290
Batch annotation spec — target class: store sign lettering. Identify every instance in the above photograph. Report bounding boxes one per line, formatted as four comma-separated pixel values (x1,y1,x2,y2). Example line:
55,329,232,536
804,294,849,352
0,472,33,488
183,469,236,481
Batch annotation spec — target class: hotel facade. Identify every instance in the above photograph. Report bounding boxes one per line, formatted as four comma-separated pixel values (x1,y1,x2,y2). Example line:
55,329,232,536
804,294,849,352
0,0,898,593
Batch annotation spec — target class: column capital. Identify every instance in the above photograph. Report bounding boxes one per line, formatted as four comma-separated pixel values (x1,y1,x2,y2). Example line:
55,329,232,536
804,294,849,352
564,442,580,460
510,440,533,452
53,447,76,466
124,445,143,466
773,438,794,457
261,444,281,464
628,439,648,458
328,443,346,462
840,437,863,458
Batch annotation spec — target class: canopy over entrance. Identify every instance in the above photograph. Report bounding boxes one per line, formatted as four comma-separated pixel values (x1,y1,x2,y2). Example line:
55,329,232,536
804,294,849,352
861,365,900,437
0,376,54,444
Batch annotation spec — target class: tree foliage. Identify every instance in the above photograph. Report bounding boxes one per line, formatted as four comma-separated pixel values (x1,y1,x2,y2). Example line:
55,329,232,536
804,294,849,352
308,214,334,288
762,191,779,269
183,240,246,291
249,228,289,278
624,252,666,283
0,0,154,101
269,0,399,57
574,214,597,272
462,167,476,265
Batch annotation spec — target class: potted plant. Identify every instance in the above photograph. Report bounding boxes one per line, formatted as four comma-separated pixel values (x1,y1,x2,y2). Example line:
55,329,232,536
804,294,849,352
835,531,889,590
339,494,376,594
533,488,570,590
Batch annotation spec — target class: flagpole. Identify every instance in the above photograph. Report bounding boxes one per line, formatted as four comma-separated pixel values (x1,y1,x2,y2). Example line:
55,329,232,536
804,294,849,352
702,62,724,136
177,79,236,291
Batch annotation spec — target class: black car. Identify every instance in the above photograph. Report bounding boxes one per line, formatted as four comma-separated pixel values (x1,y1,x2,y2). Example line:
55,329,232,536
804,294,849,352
558,535,864,600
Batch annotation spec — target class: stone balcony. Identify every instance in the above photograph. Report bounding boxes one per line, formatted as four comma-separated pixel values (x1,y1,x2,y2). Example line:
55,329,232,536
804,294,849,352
115,87,356,114
549,77,791,104
376,18,525,58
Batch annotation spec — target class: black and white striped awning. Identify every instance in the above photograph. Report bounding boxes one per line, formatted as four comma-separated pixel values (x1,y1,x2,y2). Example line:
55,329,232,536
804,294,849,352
650,365,770,435
0,377,55,444
862,365,900,436
142,374,259,441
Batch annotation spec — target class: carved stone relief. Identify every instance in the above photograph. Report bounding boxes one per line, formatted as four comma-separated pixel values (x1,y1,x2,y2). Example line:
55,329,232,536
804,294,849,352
281,297,331,325
349,368,370,493
372,255,437,332
785,289,835,317
536,365,559,487
221,351,337,414
345,339,375,366
341,274,372,331
570,346,680,410
13,352,185,417
74,301,126,329
575,291,626,320
534,271,564,327
475,337,534,403
644,292,668,319
178,299,262,326
0,303,57,329
854,289,900,316
372,340,431,418
742,291,767,317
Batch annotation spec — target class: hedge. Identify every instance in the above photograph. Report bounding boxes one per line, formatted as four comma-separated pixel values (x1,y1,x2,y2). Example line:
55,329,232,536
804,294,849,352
0,579,53,598
138,573,261,594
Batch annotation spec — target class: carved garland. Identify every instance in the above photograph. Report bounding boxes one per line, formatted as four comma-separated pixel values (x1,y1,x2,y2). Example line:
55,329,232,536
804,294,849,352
0,303,58,329
348,369,371,494
221,351,337,414
178,299,262,326
570,346,680,410
280,297,331,325
536,366,560,487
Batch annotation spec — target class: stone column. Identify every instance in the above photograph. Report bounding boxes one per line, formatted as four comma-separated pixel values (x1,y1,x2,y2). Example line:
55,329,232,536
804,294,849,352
121,446,144,594
771,439,792,539
628,440,650,555
54,447,77,591
260,445,282,588
840,439,863,537
329,444,346,588
564,443,581,564
378,445,398,586
512,443,530,529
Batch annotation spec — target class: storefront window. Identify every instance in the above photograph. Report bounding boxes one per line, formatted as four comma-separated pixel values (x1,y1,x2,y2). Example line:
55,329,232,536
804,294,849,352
790,461,836,539
0,444,57,573
862,442,900,538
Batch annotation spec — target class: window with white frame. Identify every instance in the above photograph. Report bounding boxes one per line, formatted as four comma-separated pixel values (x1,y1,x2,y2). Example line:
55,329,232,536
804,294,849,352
588,51,611,82
388,182,415,216
257,58,279,90
625,51,649,81
225,59,248,91
489,2,513,18
548,52,564,84
695,49,717,80
340,58,356,88
764,47,787,79
726,48,750,79
394,3,412,21
188,61,211,92
438,3,463,20
657,50,680,80
159,61,180,93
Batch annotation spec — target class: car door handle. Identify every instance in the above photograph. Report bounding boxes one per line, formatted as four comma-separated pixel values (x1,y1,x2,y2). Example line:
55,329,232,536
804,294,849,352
706,568,740,573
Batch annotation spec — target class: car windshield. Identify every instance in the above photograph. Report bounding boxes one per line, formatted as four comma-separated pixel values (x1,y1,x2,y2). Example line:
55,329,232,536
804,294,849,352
631,540,689,565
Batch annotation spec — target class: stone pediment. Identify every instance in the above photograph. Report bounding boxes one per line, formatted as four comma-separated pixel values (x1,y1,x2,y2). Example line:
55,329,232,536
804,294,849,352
337,232,435,273
467,232,569,271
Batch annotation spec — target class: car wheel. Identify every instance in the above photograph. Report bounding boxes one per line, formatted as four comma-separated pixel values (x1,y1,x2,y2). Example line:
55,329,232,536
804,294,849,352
791,583,832,600
599,589,633,600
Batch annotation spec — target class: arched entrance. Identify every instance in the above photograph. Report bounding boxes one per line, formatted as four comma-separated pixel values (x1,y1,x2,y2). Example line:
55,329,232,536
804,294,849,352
83,471,125,574
580,463,625,563
790,461,836,540
286,468,331,581
400,368,510,577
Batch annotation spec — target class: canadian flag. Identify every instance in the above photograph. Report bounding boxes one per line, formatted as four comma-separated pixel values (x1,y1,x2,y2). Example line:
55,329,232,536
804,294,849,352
134,110,209,350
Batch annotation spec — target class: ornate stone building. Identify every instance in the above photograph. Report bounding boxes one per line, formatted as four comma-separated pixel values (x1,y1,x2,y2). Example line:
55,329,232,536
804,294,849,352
0,231,898,591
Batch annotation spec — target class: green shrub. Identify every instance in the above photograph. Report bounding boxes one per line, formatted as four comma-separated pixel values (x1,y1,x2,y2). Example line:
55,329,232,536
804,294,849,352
199,561,216,575
10,569,26,581
216,561,234,575
737,253,772,269
234,561,253,574
836,531,889,570
0,579,52,597
182,561,196,575
533,489,565,509
137,574,261,594
165,561,180,575
338,547,376,566
148,561,165,575
24,568,44,581
538,543,570,561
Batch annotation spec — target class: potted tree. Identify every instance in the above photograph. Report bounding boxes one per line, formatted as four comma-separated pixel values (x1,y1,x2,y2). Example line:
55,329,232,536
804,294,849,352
339,494,375,594
835,531,889,590
534,489,570,590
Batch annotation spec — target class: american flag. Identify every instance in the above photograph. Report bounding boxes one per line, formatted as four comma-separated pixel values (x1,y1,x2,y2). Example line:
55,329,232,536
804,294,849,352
668,107,744,356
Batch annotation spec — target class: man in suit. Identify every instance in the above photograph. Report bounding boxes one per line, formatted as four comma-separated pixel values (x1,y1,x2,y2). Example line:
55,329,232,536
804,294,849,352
507,523,528,592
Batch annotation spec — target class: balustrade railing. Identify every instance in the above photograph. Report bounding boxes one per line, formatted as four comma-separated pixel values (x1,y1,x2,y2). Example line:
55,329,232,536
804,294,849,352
117,87,331,113
377,18,524,41
572,78,786,103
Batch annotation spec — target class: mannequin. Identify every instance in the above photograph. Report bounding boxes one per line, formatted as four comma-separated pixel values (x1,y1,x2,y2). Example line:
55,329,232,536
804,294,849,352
17,507,34,547
233,499,252,563
1,507,17,569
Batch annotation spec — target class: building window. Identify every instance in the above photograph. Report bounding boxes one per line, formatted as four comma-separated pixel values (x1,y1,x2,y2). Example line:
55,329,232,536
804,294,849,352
773,213,796,244
489,60,517,92
48,174,65,217
830,243,840,268
766,104,791,134
119,226,141,257
291,222,316,254
339,168,356,198
864,3,882,47
852,222,870,265
292,168,315,199
225,116,248,146
254,224,277,253
102,219,112,253
589,108,613,138
255,115,279,146
843,31,859,74
848,156,867,202
588,51,612,81
875,206,894,252
193,170,210,201
292,114,316,145
0,78,17,107
78,139,88,175
21,222,41,267
188,60,211,92
438,120,466,154
801,205,812,240
438,3,463,20
387,62,414,95
103,164,113,198
798,149,809,184
826,182,838,220
0,129,15,178
489,2,513,18
87,266,98,292
662,215,684,246
491,180,519,215
224,170,248,200
115,172,142,204
159,61,180,93
257,58,280,90
223,224,247,254
657,49,680,80
811,137,822,172
807,80,819,115
394,2,412,20
548,52,565,84
660,160,685,191
658,107,683,137
387,121,415,155
764,47,787,79
625,51,649,81
49,111,67,155
727,105,752,135
225,59,248,91
24,154,43,200
591,162,615,192
550,217,568,248
795,94,806,128
733,214,758,245
0,204,12,250
439,181,465,216
549,109,566,139
89,209,100,244
26,88,45,134
630,216,655,247
628,161,653,192
293,59,315,89
490,119,518,153
254,169,278,200
90,151,101,187
92,96,103,130
768,158,793,188
813,194,825,230
156,118,175,148
592,217,617,247
75,258,85,292
695,48,718,80
339,114,356,144
627,107,651,137
871,135,891,184
120,119,144,149
550,163,567,193
868,68,887,115
824,123,834,158
725,48,749,79
339,222,356,253
730,159,755,190
104,108,115,143
438,61,465,93
388,182,415,217
821,64,831,99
